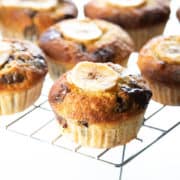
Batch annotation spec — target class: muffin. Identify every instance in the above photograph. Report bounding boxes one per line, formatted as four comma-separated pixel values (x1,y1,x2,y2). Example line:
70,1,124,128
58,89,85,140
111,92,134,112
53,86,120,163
177,8,180,21
0,0,78,41
84,0,170,50
49,61,152,148
39,18,134,80
138,35,180,105
0,39,47,115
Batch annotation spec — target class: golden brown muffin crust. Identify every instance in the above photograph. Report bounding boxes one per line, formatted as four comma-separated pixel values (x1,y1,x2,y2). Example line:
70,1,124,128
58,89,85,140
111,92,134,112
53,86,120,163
0,39,47,92
84,0,170,29
39,19,134,64
49,71,151,125
0,0,78,39
138,36,180,86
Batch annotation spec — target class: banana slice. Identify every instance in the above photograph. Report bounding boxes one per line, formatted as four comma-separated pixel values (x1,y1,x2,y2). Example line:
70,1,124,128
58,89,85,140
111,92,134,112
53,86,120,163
155,38,180,64
67,61,119,92
1,0,57,10
0,42,12,53
107,0,146,8
0,42,12,68
60,20,102,43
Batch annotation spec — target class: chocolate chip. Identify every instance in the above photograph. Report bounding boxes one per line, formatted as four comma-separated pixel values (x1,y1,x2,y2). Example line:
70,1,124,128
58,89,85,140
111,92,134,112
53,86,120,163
34,54,45,60
120,85,152,109
131,89,152,109
29,55,46,69
0,73,24,84
8,55,14,61
0,60,8,70
33,59,46,69
114,96,130,113
93,47,115,62
78,120,89,128
13,73,25,83
56,114,68,129
3,74,13,84
54,84,70,102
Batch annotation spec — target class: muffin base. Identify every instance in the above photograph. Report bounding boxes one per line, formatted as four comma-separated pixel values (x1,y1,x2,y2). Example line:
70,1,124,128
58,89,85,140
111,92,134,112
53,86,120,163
59,111,145,148
0,80,43,115
0,23,37,41
47,60,67,81
127,23,167,51
147,81,180,105
47,57,75,81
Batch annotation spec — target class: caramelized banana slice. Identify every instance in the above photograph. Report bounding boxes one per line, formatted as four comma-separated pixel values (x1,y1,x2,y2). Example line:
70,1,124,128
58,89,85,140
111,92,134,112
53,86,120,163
154,37,180,64
67,61,119,92
107,0,146,8
1,0,57,10
60,20,102,43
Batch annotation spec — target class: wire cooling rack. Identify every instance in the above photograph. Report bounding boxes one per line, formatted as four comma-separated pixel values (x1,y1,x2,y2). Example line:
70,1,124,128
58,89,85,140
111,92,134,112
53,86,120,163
0,73,180,180
1,1,180,179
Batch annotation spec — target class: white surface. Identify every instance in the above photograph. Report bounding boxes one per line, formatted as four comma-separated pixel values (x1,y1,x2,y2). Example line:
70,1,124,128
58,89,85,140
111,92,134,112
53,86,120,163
0,1,180,180
0,130,120,180
122,125,180,180
145,106,180,130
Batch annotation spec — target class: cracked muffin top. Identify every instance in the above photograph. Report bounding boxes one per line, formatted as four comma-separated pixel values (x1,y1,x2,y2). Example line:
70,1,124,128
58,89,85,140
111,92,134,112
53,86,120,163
49,62,152,125
0,39,47,92
84,0,170,29
39,18,134,65
0,0,78,40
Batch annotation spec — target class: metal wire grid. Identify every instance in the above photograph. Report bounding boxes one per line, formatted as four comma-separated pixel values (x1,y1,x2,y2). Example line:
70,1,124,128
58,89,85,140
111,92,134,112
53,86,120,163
1,75,180,175
0,2,179,180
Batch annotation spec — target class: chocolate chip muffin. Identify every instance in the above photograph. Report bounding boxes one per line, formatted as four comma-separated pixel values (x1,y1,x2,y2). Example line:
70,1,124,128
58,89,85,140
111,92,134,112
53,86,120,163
39,18,134,80
84,0,170,50
0,0,78,41
49,62,152,148
138,35,180,105
0,39,47,115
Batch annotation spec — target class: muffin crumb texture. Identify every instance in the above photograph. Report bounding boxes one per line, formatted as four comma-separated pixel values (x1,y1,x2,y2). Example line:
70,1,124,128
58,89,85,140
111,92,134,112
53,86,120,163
0,39,47,115
39,18,134,80
49,62,152,148
138,35,180,105
84,0,170,50
0,0,78,40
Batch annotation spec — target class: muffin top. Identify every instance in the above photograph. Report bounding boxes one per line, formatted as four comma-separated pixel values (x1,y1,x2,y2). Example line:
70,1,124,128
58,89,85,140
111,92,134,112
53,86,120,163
0,39,47,92
0,0,78,38
49,62,152,125
84,0,170,29
177,8,180,21
39,18,134,65
138,35,180,85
